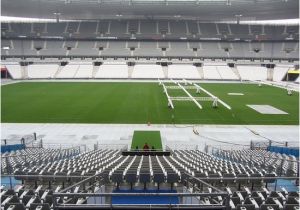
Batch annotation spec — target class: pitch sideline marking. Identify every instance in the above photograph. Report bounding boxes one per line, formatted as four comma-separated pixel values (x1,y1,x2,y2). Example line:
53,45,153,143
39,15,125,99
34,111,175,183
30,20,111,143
162,82,175,109
182,79,232,110
177,83,203,109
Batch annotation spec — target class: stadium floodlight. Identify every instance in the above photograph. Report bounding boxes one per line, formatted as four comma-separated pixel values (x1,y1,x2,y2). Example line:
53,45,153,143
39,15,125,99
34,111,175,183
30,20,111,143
235,14,243,24
53,12,61,23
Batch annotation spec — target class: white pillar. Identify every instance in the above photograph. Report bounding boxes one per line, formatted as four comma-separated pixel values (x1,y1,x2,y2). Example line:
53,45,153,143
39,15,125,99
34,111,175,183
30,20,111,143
162,65,168,79
267,67,274,81
128,65,134,79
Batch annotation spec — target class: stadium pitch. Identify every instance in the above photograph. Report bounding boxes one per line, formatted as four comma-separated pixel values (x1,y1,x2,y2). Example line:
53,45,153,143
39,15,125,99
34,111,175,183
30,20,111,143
1,82,299,125
131,131,162,150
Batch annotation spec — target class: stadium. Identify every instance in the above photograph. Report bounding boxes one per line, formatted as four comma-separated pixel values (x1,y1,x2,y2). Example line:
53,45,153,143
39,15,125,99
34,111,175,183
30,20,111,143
1,0,299,209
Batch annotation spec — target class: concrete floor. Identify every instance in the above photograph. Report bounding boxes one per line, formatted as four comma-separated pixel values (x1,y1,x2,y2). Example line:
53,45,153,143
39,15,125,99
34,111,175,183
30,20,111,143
1,123,298,151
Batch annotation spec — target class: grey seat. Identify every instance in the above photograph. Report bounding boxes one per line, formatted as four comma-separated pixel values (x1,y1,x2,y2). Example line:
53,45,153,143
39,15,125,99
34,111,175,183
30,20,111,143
167,173,179,184
250,173,262,190
266,197,283,205
153,173,165,182
284,204,300,210
264,173,276,186
244,197,259,209
125,173,137,183
286,196,299,204
223,173,235,186
252,197,263,206
111,173,123,183
4,203,26,210
237,173,249,190
30,203,50,210
139,173,150,183
231,197,241,207
236,204,256,210
260,204,280,210
14,170,25,181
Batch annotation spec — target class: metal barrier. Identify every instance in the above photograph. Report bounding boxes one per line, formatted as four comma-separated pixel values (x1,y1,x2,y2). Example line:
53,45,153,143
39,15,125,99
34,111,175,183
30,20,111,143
53,192,229,210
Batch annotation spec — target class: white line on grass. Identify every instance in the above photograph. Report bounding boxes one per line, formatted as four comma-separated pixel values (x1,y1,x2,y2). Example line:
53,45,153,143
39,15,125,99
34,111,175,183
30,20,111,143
177,83,203,109
249,80,299,92
162,82,174,109
184,80,232,110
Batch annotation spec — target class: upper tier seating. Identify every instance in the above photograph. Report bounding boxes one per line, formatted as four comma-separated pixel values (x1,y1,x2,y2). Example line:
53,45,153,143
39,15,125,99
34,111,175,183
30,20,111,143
2,22,299,40
2,40,298,60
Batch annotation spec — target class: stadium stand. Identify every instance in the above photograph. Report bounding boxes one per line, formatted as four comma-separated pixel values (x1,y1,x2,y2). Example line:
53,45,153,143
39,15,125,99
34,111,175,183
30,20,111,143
3,22,298,40
2,40,299,60
273,66,291,81
237,66,268,81
55,64,79,79
168,65,200,79
1,1,299,210
28,64,59,79
1,146,298,209
216,65,239,80
203,65,222,80
5,64,22,79
95,64,128,79
73,64,93,79
132,64,164,79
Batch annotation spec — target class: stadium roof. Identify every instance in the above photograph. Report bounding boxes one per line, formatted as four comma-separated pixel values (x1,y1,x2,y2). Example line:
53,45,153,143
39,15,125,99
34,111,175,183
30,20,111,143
1,0,299,21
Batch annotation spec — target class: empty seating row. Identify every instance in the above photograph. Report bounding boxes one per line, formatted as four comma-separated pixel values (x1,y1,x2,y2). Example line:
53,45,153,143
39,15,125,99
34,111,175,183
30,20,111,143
12,149,122,184
1,180,298,210
2,21,299,40
212,149,298,177
1,148,80,174
2,40,299,59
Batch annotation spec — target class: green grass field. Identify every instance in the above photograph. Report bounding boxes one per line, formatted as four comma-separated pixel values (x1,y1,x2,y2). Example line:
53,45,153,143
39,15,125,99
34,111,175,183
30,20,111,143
131,131,162,150
1,82,299,125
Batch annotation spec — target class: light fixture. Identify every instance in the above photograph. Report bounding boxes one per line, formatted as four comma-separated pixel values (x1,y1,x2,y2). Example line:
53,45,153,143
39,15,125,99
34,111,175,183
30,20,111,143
53,12,61,23
235,14,242,24
116,14,123,17
2,46,10,50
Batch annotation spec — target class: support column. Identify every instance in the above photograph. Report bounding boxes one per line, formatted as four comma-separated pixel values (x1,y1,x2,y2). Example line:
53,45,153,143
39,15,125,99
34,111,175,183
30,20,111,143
194,63,203,79
92,65,100,78
21,65,28,79
128,66,134,79
127,62,135,79
162,65,168,79
266,64,275,81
